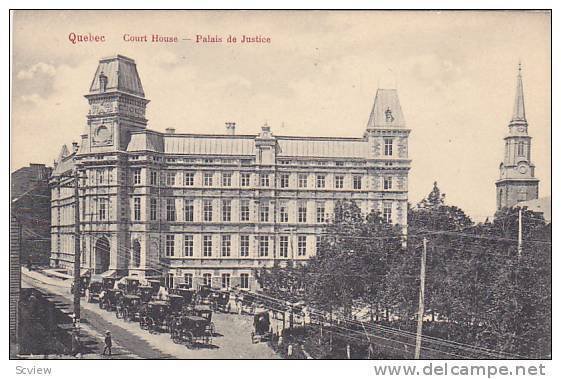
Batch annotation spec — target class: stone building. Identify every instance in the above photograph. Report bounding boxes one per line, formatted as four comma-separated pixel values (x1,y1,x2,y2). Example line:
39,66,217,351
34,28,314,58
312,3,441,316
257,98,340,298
50,54,411,290
496,65,540,209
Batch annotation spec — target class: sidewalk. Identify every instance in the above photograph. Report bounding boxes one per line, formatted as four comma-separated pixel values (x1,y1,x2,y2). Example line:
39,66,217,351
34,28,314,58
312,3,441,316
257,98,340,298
22,267,70,289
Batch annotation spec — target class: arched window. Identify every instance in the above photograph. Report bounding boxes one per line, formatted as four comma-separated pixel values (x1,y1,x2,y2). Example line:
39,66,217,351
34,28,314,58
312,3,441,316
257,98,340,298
132,240,141,268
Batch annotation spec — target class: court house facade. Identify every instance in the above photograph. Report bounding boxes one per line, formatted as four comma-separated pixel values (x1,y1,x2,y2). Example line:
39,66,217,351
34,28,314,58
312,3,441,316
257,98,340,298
50,55,411,290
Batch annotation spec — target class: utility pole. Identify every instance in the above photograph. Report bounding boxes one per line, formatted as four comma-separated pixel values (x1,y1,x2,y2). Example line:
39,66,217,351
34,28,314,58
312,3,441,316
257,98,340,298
73,169,81,322
414,237,427,359
517,208,523,258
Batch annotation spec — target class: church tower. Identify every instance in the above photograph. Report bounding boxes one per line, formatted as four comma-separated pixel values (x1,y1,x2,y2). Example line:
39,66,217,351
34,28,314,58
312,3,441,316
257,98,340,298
496,64,539,209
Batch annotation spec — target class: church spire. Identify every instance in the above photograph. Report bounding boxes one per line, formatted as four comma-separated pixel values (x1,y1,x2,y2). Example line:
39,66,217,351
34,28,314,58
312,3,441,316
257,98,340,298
511,62,526,122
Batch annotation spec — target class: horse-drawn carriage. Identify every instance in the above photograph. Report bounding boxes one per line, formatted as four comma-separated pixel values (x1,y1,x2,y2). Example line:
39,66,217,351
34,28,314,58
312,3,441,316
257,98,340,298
170,315,214,347
195,284,213,305
84,275,103,303
138,285,156,303
116,294,142,321
211,290,231,313
117,277,141,295
99,288,123,311
251,311,271,343
139,300,172,333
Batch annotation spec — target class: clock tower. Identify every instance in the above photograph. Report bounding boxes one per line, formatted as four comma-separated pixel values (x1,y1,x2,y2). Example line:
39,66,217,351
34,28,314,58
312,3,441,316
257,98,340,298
81,55,149,153
496,64,539,209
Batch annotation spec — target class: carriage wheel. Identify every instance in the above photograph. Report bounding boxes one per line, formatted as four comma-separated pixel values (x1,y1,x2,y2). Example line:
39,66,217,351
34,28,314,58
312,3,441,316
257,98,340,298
172,330,182,344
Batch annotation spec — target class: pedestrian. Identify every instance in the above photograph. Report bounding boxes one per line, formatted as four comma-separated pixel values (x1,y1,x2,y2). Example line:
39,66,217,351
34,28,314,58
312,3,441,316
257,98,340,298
287,344,293,359
102,331,112,356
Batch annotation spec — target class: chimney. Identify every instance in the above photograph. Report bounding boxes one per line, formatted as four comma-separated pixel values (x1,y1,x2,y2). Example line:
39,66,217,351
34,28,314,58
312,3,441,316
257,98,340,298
225,122,236,136
72,142,79,152
165,128,176,134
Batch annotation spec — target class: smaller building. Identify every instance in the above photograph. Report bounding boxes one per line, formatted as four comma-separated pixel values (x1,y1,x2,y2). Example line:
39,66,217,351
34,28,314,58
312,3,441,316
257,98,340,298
11,163,52,265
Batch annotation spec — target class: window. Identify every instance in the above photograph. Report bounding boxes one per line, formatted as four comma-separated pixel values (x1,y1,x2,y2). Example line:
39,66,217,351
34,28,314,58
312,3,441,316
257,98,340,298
203,172,213,187
184,235,194,257
150,198,157,221
203,273,212,286
259,236,269,257
335,175,344,189
298,174,308,188
298,202,307,223
166,198,176,221
222,200,232,222
203,235,212,257
298,236,307,256
150,171,158,186
279,203,288,223
240,273,250,289
184,273,193,289
132,240,141,267
184,199,194,222
517,142,525,156
353,176,362,190
240,200,250,221
133,197,141,221
280,173,289,188
316,236,323,253
259,173,270,187
221,274,231,289
316,203,325,223
203,199,213,222
165,235,175,257
99,198,107,220
133,169,141,185
167,171,176,186
383,203,392,224
316,175,326,188
259,201,269,222
222,173,232,187
165,273,174,289
240,172,251,187
280,236,289,258
221,235,231,257
184,172,194,186
335,161,344,167
383,177,393,190
240,235,250,257
384,138,393,156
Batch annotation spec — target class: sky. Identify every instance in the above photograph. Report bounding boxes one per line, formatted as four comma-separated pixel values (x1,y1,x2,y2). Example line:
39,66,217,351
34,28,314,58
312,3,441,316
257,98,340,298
10,10,551,221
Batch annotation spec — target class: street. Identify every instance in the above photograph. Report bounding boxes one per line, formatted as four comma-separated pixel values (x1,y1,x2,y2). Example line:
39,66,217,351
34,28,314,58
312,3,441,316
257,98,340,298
22,269,279,359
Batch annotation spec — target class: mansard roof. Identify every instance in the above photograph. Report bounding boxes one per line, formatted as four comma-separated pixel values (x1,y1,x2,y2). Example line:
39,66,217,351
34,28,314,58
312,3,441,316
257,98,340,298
366,89,406,129
127,130,368,158
88,55,145,97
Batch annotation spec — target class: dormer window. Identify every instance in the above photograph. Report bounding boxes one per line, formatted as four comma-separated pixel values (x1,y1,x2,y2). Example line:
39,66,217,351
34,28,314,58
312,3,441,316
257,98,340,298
99,71,108,92
385,107,394,123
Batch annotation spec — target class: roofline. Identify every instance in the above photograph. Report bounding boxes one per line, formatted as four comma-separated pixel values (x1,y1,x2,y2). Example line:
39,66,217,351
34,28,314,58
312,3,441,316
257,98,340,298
130,129,366,142
99,54,136,63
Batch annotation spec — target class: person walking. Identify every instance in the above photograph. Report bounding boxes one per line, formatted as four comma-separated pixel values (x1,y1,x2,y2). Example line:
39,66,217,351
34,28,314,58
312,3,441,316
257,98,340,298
102,331,112,356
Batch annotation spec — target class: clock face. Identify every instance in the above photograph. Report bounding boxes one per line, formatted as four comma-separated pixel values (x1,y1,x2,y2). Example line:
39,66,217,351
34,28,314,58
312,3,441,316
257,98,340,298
92,124,113,146
517,127,525,132
519,165,528,174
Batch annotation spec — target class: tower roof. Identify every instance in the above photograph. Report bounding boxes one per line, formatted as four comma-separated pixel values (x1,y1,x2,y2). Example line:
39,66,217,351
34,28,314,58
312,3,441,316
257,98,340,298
511,63,526,122
366,89,406,129
88,55,145,97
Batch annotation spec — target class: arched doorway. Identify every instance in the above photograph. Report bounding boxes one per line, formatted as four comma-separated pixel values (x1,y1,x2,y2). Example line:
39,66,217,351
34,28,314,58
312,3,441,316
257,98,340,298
132,240,141,268
95,237,110,274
